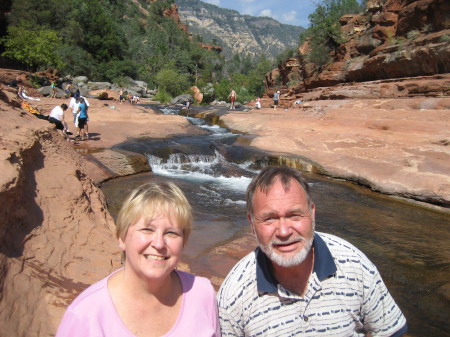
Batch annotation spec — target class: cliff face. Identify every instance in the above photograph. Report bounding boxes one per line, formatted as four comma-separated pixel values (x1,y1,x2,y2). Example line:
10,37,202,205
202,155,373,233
267,0,450,99
0,78,120,336
176,0,305,59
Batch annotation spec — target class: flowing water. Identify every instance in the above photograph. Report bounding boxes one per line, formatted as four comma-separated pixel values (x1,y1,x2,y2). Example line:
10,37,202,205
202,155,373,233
101,106,450,337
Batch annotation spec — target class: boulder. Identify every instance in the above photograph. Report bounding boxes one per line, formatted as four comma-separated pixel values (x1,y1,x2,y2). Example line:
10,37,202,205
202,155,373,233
87,82,111,90
72,76,88,84
190,86,203,104
171,94,193,105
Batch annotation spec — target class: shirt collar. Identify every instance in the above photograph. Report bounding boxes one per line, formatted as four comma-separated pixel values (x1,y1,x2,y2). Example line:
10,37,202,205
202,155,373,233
256,232,337,293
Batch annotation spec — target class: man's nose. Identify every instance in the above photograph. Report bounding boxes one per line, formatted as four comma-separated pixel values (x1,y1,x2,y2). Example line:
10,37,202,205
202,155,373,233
277,218,293,237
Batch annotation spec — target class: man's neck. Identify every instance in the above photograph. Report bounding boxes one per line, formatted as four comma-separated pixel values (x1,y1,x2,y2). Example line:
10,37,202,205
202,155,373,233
272,248,315,297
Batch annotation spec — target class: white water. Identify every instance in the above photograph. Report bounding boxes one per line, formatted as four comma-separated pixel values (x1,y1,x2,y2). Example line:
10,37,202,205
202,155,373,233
146,151,252,193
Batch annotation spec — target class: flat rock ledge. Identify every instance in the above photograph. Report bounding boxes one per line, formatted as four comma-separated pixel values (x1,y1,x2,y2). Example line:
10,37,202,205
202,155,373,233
183,97,450,209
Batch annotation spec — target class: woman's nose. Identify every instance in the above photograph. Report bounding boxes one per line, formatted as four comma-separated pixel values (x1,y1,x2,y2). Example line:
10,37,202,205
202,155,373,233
151,232,165,249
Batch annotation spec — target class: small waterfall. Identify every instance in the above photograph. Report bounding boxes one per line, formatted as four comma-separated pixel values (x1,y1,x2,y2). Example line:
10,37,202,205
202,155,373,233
146,150,253,193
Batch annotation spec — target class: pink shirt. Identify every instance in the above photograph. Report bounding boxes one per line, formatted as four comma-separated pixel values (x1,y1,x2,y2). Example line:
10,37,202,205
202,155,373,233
56,270,220,336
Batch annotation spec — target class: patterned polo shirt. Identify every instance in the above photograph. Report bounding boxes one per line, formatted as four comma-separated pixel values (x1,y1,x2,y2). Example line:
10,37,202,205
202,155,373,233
218,232,407,337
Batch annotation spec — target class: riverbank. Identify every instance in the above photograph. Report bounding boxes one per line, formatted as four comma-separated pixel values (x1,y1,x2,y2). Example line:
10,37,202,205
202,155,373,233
0,84,204,336
182,98,450,209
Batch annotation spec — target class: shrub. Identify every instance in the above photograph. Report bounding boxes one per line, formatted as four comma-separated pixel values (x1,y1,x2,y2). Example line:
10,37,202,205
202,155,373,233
406,30,421,40
155,68,189,97
154,89,172,104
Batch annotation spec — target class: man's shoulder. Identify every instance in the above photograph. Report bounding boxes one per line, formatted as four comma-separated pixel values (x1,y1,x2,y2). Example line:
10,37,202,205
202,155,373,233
317,232,376,270
218,250,257,295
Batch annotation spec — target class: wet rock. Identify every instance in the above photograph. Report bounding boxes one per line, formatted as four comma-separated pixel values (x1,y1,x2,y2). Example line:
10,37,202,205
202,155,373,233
171,94,193,105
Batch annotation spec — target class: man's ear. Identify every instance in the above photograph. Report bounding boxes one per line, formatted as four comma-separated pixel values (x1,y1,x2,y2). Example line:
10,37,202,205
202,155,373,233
310,203,316,221
247,213,256,235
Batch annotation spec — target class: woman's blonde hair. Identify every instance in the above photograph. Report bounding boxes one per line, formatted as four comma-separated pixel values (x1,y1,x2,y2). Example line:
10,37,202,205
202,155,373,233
116,181,192,243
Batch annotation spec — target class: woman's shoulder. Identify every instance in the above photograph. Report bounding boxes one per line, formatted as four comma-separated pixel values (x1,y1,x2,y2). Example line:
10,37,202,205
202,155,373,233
68,272,114,310
176,270,215,294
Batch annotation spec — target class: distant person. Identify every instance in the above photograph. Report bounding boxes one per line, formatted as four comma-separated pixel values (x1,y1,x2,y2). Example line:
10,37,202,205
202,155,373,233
273,90,280,110
18,86,41,101
50,80,58,98
182,99,191,110
69,94,90,135
255,97,261,109
76,97,89,141
17,85,25,99
56,182,220,337
119,89,125,103
64,83,73,98
48,103,69,141
218,166,407,337
228,89,236,110
132,95,140,104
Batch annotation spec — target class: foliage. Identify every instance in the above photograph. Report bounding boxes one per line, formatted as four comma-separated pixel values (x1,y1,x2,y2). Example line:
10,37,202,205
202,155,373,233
211,56,273,103
1,26,63,71
0,0,274,102
440,34,450,42
301,0,363,66
155,67,189,98
276,49,296,66
406,30,420,40
154,89,172,104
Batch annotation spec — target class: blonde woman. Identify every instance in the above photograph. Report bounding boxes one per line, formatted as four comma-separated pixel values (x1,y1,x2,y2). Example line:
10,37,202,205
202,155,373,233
56,182,220,337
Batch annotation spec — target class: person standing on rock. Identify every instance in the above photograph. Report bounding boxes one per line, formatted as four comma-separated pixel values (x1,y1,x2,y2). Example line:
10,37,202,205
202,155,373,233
69,94,90,136
255,97,261,109
48,103,69,141
56,182,220,337
273,90,280,110
218,166,408,337
50,80,58,98
228,89,236,110
75,97,89,141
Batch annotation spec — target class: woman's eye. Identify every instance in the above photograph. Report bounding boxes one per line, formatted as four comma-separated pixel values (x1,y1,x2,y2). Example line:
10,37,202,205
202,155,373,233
166,231,181,238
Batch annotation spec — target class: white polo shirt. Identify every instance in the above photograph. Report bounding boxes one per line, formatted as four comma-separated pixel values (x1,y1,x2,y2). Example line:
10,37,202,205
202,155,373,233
218,232,407,337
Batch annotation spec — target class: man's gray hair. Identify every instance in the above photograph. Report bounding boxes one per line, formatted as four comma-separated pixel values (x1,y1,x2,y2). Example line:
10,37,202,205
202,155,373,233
246,166,314,218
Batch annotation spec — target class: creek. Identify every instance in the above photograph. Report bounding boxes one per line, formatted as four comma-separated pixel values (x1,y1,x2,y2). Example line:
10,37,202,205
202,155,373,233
100,105,450,337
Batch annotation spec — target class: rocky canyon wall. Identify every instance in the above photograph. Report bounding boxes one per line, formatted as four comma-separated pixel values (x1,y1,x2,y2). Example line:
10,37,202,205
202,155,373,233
266,0,450,100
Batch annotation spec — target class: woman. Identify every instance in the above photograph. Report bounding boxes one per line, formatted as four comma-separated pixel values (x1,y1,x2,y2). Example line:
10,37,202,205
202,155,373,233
56,182,220,336
76,97,88,141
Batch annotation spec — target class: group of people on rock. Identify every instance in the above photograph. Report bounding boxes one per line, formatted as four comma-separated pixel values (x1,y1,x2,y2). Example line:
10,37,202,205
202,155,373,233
49,93,90,144
118,89,141,104
55,165,408,337
228,89,284,110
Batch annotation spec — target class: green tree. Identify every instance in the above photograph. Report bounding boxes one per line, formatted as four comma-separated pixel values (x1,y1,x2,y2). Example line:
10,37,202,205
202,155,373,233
155,67,189,97
301,0,363,65
1,26,63,70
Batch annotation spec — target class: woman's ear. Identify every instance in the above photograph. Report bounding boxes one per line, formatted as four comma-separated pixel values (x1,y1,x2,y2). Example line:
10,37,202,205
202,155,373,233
119,238,125,251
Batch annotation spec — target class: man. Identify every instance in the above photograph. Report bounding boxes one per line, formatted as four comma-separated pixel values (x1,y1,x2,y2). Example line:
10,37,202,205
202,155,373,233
218,166,407,337
228,89,236,110
273,90,280,109
48,103,69,141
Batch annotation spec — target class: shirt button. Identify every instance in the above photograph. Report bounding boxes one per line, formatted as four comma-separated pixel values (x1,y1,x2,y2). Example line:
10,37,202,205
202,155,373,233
304,316,308,322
